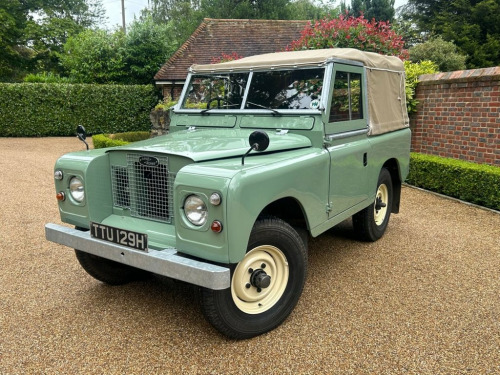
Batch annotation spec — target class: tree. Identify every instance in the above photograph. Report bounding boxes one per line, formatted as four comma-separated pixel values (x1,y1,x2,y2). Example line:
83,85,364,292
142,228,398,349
147,0,203,43
148,0,340,44
60,17,179,84
288,0,340,20
25,0,105,74
61,29,126,84
0,0,37,81
0,0,105,81
341,0,395,22
201,0,292,19
286,14,408,60
409,37,467,72
123,16,179,84
406,0,500,68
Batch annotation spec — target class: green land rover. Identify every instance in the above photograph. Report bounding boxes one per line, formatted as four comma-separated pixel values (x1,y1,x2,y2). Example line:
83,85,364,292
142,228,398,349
45,48,411,339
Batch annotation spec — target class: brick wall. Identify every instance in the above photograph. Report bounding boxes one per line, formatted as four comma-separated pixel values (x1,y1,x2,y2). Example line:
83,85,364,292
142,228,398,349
411,67,500,166
161,84,184,101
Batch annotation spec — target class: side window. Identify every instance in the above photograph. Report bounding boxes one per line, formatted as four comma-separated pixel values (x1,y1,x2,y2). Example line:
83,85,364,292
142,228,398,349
329,71,363,122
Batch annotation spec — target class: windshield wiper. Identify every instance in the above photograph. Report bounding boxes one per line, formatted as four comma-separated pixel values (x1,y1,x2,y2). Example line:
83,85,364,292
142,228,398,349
246,101,282,116
200,108,213,115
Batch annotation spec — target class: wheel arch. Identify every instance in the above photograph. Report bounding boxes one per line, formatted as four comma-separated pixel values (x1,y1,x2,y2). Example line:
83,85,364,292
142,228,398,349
259,197,308,230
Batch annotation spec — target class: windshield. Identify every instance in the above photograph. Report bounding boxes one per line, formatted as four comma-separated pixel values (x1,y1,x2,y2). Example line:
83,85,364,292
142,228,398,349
246,68,324,110
181,73,249,110
181,67,325,111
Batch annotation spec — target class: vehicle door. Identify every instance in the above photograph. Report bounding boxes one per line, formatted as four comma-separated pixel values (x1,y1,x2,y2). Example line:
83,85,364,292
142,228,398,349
324,63,371,217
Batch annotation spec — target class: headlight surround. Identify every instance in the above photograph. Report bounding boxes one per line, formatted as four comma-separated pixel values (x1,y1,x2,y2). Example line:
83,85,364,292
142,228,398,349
184,195,208,226
69,176,85,202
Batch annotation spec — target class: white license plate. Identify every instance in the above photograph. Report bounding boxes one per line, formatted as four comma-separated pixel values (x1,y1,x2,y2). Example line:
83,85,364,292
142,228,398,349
90,222,148,251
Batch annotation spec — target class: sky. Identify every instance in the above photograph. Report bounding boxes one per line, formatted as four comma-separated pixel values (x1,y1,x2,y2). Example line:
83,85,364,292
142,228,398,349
102,0,408,30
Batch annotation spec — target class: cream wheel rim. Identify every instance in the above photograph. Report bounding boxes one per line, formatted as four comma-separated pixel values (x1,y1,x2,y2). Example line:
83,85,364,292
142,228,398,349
374,183,389,225
231,245,289,314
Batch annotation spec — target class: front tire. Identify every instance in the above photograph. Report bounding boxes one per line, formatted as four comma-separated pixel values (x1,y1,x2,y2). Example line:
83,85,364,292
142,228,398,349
75,250,149,285
201,217,307,339
353,168,393,242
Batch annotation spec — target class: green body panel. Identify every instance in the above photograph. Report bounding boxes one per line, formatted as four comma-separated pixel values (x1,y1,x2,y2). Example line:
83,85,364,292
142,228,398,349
327,133,371,216
117,128,312,161
55,149,108,228
240,115,316,130
368,128,411,183
174,148,330,263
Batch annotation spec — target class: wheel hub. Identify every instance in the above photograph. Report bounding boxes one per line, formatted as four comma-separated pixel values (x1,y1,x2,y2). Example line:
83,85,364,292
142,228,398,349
250,269,271,289
374,183,389,225
375,196,387,211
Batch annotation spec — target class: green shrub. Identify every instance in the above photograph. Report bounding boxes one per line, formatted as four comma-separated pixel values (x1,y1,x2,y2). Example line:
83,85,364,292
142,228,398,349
404,60,438,114
406,153,500,211
409,36,467,72
92,131,150,149
0,83,158,137
23,72,75,84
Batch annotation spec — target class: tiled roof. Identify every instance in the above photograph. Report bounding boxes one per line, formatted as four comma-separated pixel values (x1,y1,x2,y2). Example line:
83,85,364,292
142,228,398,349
154,18,308,81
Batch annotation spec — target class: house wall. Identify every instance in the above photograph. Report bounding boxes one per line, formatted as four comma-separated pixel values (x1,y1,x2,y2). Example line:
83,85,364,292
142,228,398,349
410,67,500,166
161,85,184,102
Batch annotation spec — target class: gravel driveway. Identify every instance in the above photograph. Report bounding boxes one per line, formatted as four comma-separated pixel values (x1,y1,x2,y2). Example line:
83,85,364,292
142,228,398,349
0,137,499,375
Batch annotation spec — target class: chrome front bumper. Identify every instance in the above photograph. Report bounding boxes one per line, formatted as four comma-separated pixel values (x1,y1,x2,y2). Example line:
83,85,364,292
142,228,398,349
45,223,230,290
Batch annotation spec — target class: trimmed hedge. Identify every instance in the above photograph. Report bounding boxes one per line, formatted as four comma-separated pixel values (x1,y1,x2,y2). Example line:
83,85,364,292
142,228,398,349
0,83,158,137
92,131,150,149
406,153,500,211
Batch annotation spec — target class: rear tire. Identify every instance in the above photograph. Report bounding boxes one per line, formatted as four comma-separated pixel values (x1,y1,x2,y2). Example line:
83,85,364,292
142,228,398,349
353,168,393,242
201,217,307,339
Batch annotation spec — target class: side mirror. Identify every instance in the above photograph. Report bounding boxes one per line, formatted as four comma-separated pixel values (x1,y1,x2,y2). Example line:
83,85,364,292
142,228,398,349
249,130,270,151
76,125,89,150
242,131,270,165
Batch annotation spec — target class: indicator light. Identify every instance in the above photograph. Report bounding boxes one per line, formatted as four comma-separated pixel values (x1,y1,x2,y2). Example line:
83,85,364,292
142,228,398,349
211,220,223,233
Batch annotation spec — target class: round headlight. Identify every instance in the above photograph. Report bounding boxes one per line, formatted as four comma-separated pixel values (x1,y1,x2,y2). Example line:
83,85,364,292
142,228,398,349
184,195,208,226
69,177,85,202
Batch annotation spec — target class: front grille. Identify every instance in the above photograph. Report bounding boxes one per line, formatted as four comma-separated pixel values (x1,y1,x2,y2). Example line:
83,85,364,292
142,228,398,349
111,166,130,207
111,154,175,223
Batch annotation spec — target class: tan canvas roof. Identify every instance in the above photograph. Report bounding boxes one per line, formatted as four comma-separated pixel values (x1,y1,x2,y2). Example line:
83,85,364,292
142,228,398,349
191,48,409,136
191,48,404,73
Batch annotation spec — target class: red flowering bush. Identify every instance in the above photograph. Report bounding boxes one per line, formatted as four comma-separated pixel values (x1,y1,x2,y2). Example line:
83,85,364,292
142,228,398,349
211,52,244,64
286,14,408,60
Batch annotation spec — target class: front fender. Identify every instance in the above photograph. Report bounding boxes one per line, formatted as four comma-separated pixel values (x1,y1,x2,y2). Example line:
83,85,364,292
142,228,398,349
226,148,330,263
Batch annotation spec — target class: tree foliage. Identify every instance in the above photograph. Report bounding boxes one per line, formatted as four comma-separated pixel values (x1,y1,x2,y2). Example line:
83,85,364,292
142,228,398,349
409,37,467,72
123,16,179,84
341,0,395,22
0,0,105,81
286,14,408,60
61,29,126,84
60,16,178,84
0,0,36,81
147,0,340,43
25,0,105,73
405,0,500,68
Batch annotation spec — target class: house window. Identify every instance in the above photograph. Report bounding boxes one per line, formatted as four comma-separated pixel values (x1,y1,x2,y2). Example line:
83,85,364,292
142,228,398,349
329,71,363,122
